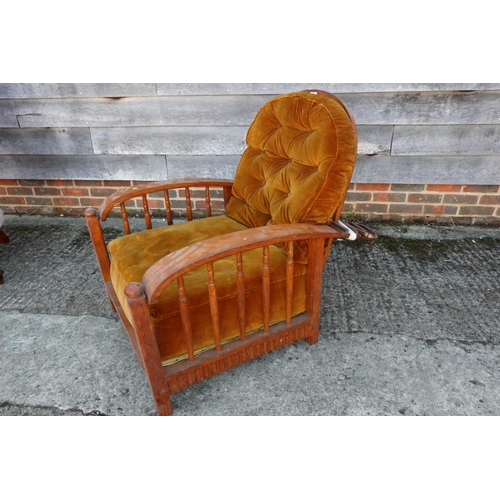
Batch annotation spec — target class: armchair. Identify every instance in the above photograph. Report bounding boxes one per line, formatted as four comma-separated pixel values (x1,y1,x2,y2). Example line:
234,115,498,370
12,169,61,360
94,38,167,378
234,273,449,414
85,90,374,415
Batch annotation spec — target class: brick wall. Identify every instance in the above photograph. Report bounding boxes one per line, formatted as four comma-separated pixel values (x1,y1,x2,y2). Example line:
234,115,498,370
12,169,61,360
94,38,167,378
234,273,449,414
2,178,499,225
345,183,500,225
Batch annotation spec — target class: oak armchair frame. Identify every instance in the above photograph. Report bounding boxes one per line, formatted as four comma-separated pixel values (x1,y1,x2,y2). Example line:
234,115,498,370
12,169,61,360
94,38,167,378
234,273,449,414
85,178,366,415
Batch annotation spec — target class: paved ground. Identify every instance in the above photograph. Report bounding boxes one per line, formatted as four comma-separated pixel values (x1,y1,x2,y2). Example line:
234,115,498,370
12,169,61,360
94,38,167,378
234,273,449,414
1,214,499,416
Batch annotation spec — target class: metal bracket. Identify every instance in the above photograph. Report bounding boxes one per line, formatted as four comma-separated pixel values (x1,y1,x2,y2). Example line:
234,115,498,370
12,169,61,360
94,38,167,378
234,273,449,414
329,220,377,241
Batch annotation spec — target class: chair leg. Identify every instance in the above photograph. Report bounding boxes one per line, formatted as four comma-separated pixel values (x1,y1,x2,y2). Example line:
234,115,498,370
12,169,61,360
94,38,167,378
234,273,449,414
305,238,326,345
125,282,174,416
306,334,319,346
0,269,4,285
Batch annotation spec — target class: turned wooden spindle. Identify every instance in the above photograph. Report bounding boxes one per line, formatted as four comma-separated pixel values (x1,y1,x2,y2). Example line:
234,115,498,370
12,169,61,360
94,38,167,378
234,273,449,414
262,246,270,333
236,252,246,340
207,262,222,350
164,190,173,225
205,186,212,218
285,240,294,324
120,203,131,234
177,275,195,362
142,194,152,230
185,188,193,221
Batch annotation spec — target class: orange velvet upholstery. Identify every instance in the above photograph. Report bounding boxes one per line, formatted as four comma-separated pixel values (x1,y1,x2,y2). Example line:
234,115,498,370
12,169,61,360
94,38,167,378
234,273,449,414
108,216,307,364
107,90,357,366
226,91,357,262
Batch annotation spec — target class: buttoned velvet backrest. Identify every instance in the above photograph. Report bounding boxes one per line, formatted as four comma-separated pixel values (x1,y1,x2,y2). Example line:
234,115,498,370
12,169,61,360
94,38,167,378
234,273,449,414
225,90,358,233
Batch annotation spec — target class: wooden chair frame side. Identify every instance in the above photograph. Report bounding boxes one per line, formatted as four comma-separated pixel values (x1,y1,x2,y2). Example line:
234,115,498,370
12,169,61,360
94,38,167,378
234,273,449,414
123,223,349,416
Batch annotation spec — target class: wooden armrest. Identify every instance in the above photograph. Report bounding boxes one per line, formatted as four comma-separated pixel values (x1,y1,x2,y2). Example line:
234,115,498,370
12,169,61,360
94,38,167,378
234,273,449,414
142,223,348,304
99,178,234,220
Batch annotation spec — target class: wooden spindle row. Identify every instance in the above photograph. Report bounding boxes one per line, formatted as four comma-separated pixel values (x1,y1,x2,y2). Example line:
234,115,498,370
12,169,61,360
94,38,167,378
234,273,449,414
176,243,295,363
117,187,221,233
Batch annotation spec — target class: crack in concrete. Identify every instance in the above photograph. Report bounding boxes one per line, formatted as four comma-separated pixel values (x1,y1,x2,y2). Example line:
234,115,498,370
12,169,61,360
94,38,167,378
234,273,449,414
336,330,499,347
0,400,107,416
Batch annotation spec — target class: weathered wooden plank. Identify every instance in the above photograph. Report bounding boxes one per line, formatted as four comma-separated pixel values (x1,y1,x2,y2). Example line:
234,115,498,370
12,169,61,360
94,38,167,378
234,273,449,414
0,83,157,99
91,126,248,155
0,128,93,155
2,92,498,128
0,95,270,128
0,83,498,99
90,125,391,156
166,132,392,176
167,156,240,179
0,122,389,175
341,92,500,125
0,155,167,180
3,152,498,184
352,155,500,185
392,125,500,155
357,126,392,155
0,113,20,128
156,83,500,95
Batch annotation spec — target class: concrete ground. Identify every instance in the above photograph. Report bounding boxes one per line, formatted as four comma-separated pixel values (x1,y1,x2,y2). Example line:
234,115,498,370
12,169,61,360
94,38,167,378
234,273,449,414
1,213,499,416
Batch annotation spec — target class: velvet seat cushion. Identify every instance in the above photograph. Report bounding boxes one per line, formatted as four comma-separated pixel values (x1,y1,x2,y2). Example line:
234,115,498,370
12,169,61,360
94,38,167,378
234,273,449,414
108,215,308,365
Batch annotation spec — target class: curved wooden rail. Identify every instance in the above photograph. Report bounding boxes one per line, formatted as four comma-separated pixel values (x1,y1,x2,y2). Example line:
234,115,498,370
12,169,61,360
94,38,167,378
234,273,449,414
98,178,234,221
142,222,349,304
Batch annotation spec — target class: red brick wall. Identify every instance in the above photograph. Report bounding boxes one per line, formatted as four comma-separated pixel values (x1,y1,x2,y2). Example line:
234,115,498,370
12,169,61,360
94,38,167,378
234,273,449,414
1,179,500,225
345,184,500,225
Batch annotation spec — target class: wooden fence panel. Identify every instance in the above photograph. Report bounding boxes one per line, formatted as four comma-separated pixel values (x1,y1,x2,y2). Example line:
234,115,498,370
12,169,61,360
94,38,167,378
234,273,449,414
1,84,499,188
90,125,394,156
2,91,500,128
0,95,270,128
0,128,93,155
91,126,247,155
0,154,167,180
0,83,157,99
353,155,500,185
340,92,500,125
156,83,500,95
392,125,500,156
2,83,499,99
167,156,239,179
357,126,393,155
